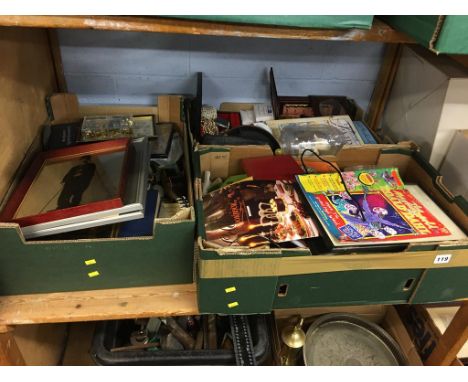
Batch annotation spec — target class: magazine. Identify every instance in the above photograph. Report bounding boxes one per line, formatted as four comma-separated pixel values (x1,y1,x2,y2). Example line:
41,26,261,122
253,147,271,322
297,167,405,194
296,168,464,246
203,180,319,248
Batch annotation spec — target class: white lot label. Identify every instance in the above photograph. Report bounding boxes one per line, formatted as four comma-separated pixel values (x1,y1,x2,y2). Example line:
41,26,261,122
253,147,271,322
434,254,452,264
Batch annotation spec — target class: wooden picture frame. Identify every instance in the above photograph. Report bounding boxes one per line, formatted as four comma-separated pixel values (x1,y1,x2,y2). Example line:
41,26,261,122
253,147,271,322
0,138,130,227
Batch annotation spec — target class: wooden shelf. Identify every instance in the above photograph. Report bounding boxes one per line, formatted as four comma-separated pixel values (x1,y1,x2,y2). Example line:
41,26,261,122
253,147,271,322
0,283,198,326
0,16,414,43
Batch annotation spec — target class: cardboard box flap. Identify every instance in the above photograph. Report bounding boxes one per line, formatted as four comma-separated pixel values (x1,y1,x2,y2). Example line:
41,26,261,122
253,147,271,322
197,145,272,179
48,93,80,122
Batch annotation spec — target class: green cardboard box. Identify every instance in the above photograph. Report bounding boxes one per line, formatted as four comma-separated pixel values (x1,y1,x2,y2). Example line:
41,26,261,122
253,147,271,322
383,16,468,54
0,94,195,296
192,144,468,314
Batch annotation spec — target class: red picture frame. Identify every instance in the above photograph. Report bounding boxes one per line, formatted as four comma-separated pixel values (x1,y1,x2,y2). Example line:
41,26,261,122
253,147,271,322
0,138,130,227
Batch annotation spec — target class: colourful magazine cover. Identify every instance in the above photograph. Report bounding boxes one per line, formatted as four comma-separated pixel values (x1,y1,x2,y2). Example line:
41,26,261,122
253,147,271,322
297,167,404,194
203,180,319,248
297,168,452,244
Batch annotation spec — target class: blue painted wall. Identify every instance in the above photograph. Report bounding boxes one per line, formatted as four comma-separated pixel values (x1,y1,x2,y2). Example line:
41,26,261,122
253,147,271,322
58,29,385,112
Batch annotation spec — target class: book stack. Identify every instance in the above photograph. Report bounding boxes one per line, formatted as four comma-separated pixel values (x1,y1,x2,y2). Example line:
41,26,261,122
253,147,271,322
296,168,465,250
202,158,465,252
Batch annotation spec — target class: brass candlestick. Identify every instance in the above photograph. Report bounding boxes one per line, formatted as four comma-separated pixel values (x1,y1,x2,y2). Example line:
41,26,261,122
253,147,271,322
279,317,306,366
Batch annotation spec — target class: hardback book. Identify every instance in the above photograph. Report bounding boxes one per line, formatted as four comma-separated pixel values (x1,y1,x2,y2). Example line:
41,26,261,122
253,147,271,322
241,155,303,181
296,168,465,246
203,180,319,248
353,121,378,144
117,187,162,238
42,121,83,150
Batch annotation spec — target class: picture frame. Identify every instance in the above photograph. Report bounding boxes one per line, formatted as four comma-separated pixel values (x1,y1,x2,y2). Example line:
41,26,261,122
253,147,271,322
0,138,130,227
20,137,150,239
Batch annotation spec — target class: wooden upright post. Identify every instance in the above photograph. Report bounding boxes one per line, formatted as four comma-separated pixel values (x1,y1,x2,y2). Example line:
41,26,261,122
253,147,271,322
364,43,402,133
425,303,468,366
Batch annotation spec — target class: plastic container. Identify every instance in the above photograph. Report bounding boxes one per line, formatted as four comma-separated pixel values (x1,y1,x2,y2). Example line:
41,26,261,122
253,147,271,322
279,121,356,156
91,315,271,366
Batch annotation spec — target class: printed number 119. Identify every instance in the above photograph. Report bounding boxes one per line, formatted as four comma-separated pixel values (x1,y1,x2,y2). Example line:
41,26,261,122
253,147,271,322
434,254,452,264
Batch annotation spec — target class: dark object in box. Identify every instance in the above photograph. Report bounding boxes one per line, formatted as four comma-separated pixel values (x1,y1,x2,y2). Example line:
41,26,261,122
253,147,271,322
42,121,83,150
269,68,357,120
91,315,271,366
150,123,174,159
201,125,281,152
217,112,241,129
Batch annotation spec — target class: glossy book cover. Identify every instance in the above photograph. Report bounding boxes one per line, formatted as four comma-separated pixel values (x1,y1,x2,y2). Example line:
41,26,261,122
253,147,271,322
203,180,319,248
308,188,452,244
296,168,460,245
297,167,405,195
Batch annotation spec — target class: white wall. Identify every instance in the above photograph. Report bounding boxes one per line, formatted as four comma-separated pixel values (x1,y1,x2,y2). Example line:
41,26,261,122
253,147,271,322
58,29,385,112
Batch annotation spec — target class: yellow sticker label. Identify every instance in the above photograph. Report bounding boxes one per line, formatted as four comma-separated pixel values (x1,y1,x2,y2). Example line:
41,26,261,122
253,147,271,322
84,259,96,266
225,287,236,293
88,271,100,278
297,173,345,194
227,302,239,308
358,172,375,186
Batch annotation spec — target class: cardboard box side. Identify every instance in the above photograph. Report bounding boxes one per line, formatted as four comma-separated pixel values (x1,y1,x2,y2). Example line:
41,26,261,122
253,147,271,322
407,44,468,78
383,16,468,54
198,144,273,179
382,16,440,50
274,304,387,322
158,95,184,134
407,155,468,233
0,218,195,295
429,78,468,169
439,130,468,200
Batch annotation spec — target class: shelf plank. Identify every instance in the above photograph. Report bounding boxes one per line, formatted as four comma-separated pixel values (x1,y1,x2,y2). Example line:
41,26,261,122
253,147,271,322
0,16,414,43
0,283,198,326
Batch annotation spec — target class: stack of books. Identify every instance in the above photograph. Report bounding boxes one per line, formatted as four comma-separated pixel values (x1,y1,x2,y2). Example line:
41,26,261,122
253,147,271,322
296,168,465,250
202,159,465,252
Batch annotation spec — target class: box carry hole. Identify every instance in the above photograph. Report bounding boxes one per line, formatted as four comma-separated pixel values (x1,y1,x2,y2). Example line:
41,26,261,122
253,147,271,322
277,284,289,297
403,278,415,291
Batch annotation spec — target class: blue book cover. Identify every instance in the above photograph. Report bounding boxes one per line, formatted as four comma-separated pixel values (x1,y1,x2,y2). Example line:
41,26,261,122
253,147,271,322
118,189,160,237
353,121,377,144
